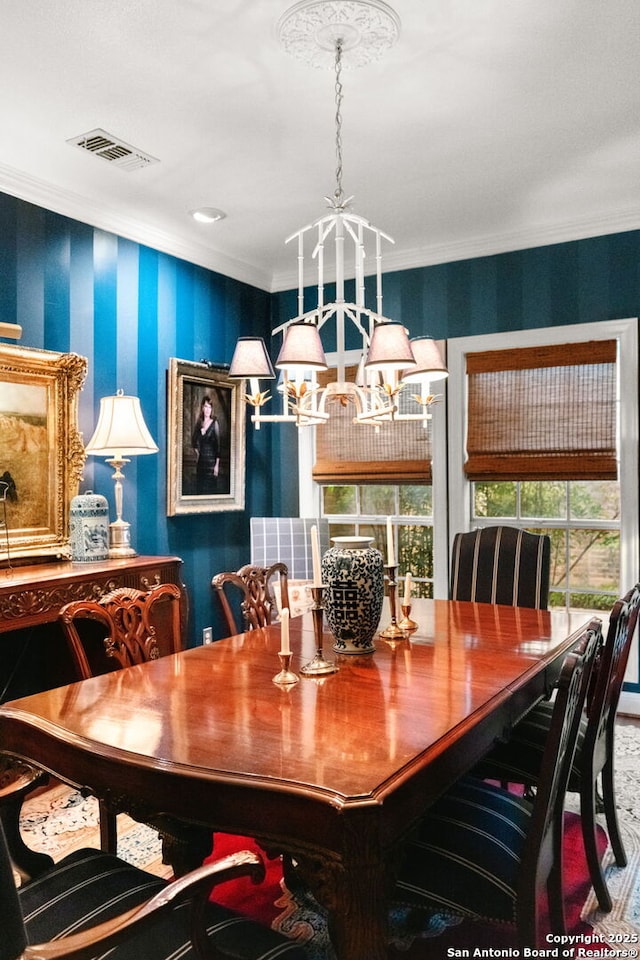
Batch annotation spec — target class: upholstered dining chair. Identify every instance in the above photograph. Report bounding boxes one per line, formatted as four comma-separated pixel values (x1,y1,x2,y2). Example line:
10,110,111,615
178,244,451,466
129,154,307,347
59,583,212,874
212,562,289,637
450,525,551,609
395,619,602,949
0,819,306,960
473,582,640,912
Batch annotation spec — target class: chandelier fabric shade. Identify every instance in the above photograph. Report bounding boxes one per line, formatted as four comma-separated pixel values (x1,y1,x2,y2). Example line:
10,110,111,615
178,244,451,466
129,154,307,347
229,337,276,380
276,322,327,370
403,337,449,383
365,323,416,371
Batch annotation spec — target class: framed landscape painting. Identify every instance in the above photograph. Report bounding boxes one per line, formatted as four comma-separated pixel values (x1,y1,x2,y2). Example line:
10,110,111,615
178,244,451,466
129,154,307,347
167,358,246,515
0,344,87,564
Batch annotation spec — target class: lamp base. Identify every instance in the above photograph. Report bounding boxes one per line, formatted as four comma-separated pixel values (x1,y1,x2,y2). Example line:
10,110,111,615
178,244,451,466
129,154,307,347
108,520,137,559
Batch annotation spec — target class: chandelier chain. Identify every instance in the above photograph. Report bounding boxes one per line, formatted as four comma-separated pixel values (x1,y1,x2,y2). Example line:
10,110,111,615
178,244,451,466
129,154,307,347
333,39,344,208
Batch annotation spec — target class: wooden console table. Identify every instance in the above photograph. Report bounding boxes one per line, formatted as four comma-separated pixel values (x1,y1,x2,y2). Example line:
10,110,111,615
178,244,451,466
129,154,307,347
0,556,184,633
0,556,185,699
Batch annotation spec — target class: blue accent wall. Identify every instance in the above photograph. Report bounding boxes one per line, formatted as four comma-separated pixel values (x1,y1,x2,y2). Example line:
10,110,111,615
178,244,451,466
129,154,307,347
3,188,640,649
0,193,273,642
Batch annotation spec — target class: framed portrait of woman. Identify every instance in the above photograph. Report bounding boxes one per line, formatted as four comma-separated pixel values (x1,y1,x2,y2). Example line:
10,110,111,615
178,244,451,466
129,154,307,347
166,358,246,515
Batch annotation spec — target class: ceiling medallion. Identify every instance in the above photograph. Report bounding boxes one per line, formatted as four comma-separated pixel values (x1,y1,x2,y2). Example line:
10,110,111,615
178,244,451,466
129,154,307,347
276,0,401,68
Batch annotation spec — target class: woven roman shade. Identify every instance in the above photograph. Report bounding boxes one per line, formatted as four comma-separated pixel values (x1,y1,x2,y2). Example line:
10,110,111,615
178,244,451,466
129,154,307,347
465,340,617,481
313,366,432,484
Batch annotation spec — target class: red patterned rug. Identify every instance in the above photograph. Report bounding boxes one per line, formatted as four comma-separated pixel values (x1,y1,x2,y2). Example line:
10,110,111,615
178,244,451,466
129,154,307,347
206,811,610,959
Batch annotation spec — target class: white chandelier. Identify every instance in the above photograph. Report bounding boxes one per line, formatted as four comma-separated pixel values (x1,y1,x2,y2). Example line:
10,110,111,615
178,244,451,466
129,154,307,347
229,0,447,429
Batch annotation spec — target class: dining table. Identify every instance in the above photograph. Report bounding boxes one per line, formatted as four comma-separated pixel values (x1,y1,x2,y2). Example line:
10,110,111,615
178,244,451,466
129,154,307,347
0,597,592,960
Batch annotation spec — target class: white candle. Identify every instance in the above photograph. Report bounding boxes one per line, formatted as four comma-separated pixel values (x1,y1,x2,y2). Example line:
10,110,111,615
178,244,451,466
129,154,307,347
403,571,412,606
386,517,395,567
311,524,322,587
280,607,290,656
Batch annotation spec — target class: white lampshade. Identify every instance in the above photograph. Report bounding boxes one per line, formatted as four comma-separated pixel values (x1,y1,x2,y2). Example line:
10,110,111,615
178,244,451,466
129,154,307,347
229,337,276,379
276,322,327,370
85,391,158,458
401,337,448,382
365,322,416,371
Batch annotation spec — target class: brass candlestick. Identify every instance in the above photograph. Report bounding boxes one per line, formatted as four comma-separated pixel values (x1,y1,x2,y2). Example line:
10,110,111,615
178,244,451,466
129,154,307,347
398,603,417,632
272,651,299,686
300,586,339,676
379,565,405,640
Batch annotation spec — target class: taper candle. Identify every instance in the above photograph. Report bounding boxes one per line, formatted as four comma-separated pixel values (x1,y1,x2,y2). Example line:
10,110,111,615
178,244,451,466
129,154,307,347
404,571,412,606
280,607,290,656
311,524,322,587
386,517,395,567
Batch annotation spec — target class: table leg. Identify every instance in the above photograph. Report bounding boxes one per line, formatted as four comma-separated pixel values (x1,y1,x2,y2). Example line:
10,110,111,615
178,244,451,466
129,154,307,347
328,859,389,960
295,823,390,960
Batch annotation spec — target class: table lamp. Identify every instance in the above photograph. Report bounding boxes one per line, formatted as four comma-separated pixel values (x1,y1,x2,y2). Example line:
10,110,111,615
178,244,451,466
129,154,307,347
85,390,158,557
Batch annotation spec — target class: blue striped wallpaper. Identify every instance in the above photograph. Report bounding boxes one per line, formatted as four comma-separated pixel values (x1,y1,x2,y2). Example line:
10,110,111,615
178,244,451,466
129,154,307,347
2,188,640,648
0,193,272,642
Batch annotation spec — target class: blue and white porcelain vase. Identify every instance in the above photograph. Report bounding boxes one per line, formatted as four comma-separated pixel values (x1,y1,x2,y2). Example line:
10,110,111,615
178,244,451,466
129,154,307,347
69,491,110,562
322,536,384,655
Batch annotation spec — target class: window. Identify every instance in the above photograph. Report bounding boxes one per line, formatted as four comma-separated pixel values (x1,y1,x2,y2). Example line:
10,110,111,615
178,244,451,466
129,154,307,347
473,479,620,611
298,319,638,615
448,318,638,615
321,483,435,597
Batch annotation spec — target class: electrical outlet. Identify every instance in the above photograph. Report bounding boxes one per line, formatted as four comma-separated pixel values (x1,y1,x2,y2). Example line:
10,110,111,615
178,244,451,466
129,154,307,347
202,627,213,645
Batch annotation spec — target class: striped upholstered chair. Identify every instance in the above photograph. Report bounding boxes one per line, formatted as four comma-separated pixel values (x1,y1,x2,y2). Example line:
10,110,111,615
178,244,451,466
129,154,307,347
1,820,305,960
395,620,602,948
474,582,640,912
450,525,551,609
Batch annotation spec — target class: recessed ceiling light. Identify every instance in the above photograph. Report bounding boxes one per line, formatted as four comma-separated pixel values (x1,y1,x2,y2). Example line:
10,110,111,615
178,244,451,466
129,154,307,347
190,207,227,224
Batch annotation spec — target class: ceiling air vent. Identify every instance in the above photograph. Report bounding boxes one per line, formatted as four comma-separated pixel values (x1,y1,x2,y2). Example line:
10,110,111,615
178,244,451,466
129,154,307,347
67,128,159,172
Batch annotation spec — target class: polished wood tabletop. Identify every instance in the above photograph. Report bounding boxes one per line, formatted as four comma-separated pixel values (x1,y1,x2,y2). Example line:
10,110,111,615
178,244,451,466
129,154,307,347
0,598,590,960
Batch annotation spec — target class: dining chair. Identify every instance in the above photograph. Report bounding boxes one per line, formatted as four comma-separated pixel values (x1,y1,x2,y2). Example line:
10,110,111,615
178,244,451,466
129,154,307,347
0,755,51,883
473,582,640,912
212,562,289,637
395,619,602,949
60,582,183,679
450,525,551,608
59,583,212,874
0,819,306,960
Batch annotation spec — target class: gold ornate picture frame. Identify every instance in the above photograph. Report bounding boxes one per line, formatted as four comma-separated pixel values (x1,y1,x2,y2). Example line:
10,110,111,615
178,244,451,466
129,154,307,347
0,344,87,563
167,358,246,515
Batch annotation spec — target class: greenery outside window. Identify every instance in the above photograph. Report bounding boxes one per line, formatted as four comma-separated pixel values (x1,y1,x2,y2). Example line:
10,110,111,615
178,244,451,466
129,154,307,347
322,484,434,597
473,479,620,611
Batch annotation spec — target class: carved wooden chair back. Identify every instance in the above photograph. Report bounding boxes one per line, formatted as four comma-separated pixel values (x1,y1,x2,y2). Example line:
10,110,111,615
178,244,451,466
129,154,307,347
212,562,289,637
450,524,551,609
59,583,183,681
58,582,188,860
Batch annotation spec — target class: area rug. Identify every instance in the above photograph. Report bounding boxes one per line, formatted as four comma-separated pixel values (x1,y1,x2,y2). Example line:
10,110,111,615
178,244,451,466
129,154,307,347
17,720,640,958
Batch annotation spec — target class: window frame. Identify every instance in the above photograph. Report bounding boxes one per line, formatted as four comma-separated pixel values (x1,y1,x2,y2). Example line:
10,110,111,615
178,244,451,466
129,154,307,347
446,318,638,603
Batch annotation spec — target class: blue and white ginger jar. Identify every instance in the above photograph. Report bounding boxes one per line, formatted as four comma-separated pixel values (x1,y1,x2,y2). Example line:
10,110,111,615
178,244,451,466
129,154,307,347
70,491,109,562
322,536,384,655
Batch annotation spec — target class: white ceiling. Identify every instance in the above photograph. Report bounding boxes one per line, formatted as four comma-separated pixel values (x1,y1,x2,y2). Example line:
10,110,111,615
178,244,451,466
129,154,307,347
0,0,638,293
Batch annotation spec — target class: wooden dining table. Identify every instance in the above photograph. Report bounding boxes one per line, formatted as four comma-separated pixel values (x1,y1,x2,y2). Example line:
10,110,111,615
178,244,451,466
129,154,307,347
0,597,591,960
